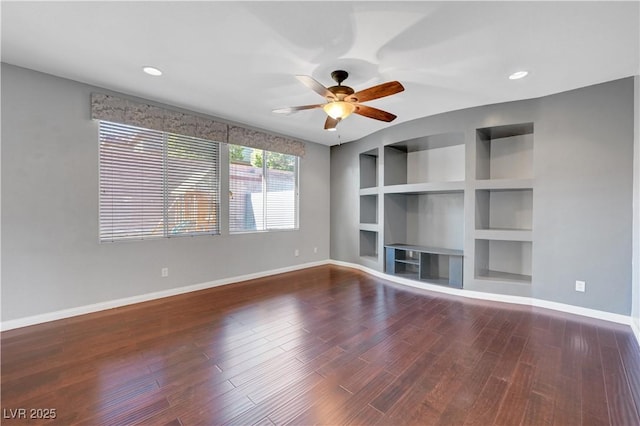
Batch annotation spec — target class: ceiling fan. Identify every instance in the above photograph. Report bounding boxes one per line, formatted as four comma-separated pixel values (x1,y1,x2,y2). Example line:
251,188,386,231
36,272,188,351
273,70,404,131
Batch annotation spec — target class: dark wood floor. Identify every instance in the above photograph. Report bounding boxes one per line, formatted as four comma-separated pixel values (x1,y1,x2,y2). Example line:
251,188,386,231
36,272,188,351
2,265,640,425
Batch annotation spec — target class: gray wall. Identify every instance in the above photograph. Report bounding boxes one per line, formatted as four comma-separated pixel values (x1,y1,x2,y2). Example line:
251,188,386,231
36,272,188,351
532,78,633,312
1,64,331,322
331,77,635,315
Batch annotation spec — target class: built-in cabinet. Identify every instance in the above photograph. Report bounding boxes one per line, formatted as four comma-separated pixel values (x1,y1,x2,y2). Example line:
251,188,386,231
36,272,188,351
385,244,463,287
362,123,535,295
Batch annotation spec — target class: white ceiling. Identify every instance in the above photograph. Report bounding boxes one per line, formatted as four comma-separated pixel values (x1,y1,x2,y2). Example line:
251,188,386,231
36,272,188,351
2,1,639,146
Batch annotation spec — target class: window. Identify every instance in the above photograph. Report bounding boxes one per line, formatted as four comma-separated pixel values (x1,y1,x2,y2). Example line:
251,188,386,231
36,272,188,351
229,145,299,233
99,121,220,242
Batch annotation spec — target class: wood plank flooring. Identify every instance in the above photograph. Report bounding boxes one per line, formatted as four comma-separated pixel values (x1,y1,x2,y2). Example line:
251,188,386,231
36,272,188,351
2,265,640,425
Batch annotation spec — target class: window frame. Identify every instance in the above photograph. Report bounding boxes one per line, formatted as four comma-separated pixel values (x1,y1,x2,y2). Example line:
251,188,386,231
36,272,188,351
228,145,300,234
98,120,221,242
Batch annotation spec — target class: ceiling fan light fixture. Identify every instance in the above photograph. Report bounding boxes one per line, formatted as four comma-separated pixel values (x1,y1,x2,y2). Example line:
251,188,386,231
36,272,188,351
323,101,355,120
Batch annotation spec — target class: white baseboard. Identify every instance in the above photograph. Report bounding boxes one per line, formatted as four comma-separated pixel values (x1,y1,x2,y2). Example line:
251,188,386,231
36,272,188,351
0,260,330,331
2,259,637,348
632,318,640,349
330,260,633,326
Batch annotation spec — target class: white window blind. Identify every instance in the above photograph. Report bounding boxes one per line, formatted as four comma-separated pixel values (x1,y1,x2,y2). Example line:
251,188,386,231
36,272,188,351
229,145,298,233
99,121,219,242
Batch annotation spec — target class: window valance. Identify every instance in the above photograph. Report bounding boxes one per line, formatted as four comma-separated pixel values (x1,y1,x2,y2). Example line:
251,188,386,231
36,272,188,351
227,126,304,158
91,93,305,157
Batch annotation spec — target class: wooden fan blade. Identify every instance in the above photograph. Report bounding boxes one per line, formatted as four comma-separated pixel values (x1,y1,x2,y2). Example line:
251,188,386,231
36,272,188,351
354,104,397,122
272,104,323,114
324,116,340,130
347,81,404,103
296,75,336,100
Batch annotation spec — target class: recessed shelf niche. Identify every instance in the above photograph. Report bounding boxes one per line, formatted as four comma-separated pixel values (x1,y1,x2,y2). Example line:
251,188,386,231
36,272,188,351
384,132,465,186
360,230,378,258
476,123,533,180
384,192,464,251
360,194,378,224
475,239,532,284
360,148,378,189
475,189,533,231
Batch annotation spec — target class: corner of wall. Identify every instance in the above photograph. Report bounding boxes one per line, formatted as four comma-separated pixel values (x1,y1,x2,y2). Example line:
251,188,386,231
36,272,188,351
632,75,640,344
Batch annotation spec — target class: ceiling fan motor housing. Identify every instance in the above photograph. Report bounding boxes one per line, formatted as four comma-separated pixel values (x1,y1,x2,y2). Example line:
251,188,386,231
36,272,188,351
328,70,355,99
331,70,349,84
328,85,355,99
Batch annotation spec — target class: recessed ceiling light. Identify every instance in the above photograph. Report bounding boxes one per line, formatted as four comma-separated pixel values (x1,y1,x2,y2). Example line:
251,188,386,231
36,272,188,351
509,71,528,80
143,66,162,76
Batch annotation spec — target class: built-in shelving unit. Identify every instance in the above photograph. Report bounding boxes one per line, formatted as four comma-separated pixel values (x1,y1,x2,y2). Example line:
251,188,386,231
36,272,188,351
383,132,465,288
359,121,536,294
473,123,534,290
359,149,379,261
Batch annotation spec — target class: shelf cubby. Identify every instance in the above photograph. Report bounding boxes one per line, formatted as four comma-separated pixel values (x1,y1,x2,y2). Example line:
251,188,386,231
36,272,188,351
475,189,533,231
390,247,421,280
360,230,378,259
384,192,464,251
475,239,532,284
384,132,465,186
360,148,378,189
360,194,378,224
476,123,533,180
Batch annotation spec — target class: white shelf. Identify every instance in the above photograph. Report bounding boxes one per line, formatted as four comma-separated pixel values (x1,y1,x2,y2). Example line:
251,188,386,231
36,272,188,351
395,258,420,266
383,181,465,194
385,243,463,257
474,178,533,190
476,269,532,284
359,223,379,232
359,187,378,196
474,229,532,241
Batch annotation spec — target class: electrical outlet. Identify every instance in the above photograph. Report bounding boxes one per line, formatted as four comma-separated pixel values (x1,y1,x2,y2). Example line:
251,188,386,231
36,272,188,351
294,249,299,257
575,280,585,292
314,247,318,254
161,267,169,278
